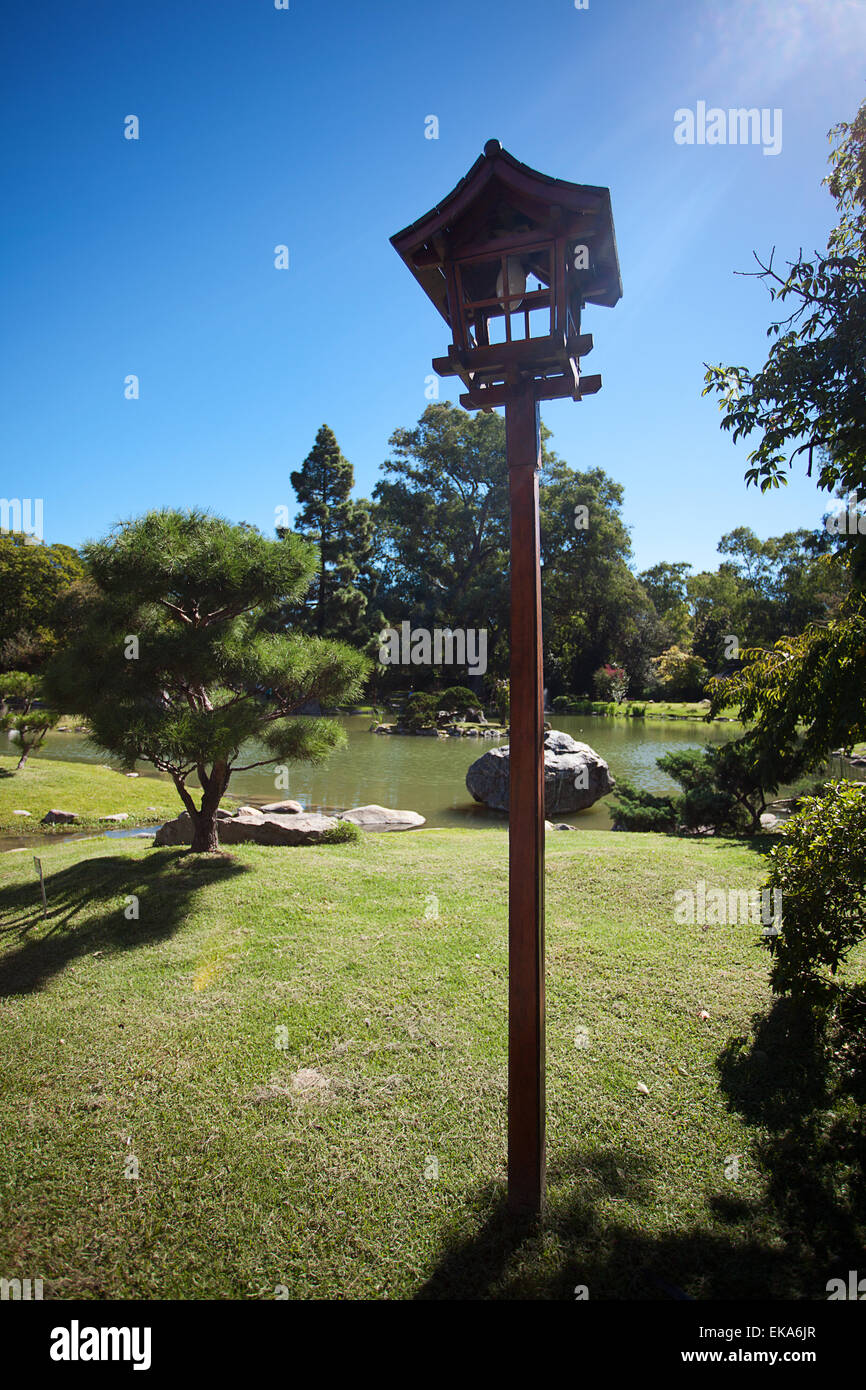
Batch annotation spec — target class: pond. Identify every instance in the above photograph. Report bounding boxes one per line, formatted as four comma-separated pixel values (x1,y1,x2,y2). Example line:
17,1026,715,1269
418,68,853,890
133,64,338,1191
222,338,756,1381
18,715,746,834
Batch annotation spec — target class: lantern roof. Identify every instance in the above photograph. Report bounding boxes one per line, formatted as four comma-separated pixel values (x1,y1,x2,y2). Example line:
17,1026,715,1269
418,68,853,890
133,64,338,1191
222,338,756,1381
391,139,622,323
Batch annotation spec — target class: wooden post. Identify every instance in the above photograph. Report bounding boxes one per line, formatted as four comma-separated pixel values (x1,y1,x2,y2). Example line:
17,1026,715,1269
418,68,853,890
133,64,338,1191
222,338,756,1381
33,856,47,918
505,383,545,1216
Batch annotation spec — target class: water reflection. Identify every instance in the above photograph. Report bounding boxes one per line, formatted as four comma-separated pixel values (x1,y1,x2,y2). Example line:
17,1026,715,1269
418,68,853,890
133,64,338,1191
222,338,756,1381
12,714,745,835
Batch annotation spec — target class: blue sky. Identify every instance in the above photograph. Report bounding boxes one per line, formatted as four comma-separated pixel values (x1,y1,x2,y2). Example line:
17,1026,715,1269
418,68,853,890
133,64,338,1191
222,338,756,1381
2,0,864,573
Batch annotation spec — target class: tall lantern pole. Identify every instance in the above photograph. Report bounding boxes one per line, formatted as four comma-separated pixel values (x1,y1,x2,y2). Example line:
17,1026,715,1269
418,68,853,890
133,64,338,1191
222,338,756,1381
505,383,546,1213
391,140,621,1217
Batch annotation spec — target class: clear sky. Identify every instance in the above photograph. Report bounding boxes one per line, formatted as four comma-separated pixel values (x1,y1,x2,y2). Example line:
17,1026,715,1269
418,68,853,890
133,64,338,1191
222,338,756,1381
2,0,864,573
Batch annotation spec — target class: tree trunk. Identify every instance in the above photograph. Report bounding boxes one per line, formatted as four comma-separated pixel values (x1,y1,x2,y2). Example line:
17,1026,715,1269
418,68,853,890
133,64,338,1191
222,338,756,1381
16,748,29,770
190,808,220,852
188,762,229,852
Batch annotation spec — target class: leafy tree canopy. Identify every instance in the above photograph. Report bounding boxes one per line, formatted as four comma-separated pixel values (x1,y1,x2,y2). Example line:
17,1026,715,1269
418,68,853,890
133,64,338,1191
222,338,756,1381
0,532,86,672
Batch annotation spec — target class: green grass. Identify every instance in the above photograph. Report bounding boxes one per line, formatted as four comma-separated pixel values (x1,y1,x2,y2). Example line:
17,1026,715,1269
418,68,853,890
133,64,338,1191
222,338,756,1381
553,699,741,723
0,751,182,833
1,825,863,1300
639,700,740,721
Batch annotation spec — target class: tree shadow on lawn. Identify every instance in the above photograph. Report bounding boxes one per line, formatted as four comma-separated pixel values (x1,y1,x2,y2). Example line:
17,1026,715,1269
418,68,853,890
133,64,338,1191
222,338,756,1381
717,989,866,1291
0,849,249,996
418,997,866,1300
687,832,778,861
415,1147,799,1301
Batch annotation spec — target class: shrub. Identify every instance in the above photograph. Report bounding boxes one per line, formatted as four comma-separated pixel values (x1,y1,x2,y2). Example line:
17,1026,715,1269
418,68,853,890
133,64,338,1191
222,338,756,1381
593,663,628,703
399,692,439,731
762,781,866,997
321,820,362,845
552,694,573,712
437,686,478,714
657,746,765,836
609,781,678,833
650,646,709,701
610,746,771,837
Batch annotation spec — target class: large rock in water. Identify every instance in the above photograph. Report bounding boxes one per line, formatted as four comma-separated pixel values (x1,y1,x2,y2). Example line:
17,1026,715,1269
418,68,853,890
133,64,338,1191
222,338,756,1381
465,729,614,815
154,810,338,846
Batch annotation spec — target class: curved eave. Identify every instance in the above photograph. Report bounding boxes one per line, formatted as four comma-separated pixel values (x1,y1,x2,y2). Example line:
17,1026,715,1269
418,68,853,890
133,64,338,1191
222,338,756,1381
391,142,622,321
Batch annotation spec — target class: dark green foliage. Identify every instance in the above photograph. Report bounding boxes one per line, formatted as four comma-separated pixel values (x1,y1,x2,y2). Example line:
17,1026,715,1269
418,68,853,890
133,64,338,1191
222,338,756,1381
703,101,866,768
436,686,478,714
704,102,866,510
285,424,373,645
370,404,658,694
0,533,86,673
611,739,797,836
762,782,866,997
710,593,866,769
398,692,439,732
658,745,767,835
541,461,659,697
371,404,511,682
608,782,678,833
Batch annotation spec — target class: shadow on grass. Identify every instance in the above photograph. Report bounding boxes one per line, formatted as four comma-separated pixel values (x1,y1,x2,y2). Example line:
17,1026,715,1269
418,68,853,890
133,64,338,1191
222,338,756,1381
0,849,249,996
418,996,866,1300
680,832,779,860
415,1147,797,1301
717,989,866,1290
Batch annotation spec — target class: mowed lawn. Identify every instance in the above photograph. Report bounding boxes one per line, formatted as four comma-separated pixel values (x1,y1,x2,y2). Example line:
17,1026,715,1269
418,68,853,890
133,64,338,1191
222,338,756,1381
0,825,860,1300
0,751,179,833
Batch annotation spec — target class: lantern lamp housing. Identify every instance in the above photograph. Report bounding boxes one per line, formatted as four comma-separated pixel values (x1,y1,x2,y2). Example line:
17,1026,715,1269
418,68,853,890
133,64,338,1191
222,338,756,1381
390,139,622,411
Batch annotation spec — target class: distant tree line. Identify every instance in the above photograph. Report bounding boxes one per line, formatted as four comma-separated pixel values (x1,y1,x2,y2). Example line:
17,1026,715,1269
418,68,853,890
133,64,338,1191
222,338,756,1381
0,407,849,710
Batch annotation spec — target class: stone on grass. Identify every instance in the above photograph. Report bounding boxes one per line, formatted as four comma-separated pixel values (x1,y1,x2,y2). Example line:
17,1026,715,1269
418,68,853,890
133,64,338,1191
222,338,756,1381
12,810,31,817
99,813,129,823
41,809,78,825
153,810,338,847
337,804,425,832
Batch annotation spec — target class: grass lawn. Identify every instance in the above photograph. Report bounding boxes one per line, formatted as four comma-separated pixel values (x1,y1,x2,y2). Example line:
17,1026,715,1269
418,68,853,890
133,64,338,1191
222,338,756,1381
0,826,863,1300
0,751,182,833
638,700,740,722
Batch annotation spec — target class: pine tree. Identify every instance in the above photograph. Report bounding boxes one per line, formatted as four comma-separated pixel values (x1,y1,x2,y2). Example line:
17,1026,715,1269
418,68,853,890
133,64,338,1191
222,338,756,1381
288,425,372,643
45,510,369,852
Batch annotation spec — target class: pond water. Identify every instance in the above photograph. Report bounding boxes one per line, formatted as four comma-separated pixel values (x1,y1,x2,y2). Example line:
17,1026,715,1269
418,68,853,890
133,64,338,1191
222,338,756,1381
10,715,745,836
